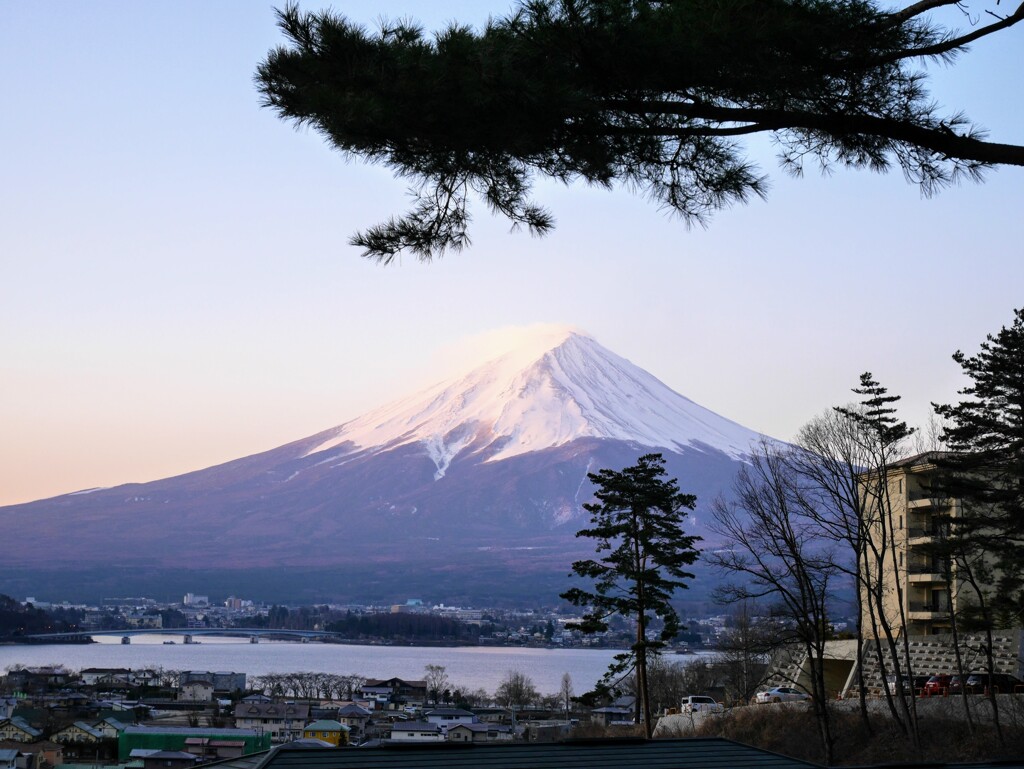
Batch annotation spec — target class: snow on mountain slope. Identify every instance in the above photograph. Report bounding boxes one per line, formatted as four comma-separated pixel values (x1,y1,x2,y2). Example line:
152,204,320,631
304,326,766,477
0,325,775,603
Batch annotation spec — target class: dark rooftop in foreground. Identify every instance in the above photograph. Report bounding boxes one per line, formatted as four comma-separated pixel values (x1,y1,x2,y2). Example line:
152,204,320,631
206,737,822,769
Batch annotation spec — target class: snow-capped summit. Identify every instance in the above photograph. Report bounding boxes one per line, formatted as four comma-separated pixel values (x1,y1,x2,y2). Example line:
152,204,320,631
304,325,764,478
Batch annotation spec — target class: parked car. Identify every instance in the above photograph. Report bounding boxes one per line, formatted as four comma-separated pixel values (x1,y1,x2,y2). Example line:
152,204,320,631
885,674,930,695
755,687,810,704
950,673,1024,694
922,674,954,695
681,695,724,714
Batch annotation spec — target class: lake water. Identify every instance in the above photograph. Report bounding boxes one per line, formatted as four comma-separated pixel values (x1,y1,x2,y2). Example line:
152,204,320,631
0,636,706,695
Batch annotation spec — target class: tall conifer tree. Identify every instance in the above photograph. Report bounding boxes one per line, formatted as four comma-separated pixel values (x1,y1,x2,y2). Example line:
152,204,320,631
561,453,700,738
935,307,1024,621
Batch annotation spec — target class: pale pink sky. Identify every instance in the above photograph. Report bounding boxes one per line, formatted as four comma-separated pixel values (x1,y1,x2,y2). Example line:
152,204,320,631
2,2,1022,506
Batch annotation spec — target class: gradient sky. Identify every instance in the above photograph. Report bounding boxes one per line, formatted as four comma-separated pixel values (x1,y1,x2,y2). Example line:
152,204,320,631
2,2,1022,506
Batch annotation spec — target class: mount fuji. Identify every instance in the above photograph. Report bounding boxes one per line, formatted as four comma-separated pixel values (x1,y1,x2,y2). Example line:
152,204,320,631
0,327,777,605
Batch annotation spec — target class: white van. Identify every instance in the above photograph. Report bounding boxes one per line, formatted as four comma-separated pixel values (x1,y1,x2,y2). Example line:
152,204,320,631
681,695,723,714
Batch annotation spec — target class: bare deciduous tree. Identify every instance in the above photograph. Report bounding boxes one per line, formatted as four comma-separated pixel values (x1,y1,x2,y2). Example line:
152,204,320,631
559,673,574,722
495,669,538,724
712,604,779,705
836,375,922,748
710,441,841,765
424,664,449,705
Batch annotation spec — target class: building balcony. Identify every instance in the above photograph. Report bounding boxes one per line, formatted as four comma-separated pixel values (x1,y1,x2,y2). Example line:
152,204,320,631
907,494,955,511
907,570,947,584
906,528,935,547
908,603,950,621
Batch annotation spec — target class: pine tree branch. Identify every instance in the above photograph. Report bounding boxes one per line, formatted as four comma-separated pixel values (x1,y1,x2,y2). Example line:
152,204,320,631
604,123,775,138
886,0,963,25
879,1,1024,63
602,100,1024,166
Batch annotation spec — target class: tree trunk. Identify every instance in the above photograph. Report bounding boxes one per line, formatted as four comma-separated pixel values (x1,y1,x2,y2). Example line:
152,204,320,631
947,568,975,734
637,624,652,738
854,626,871,732
982,624,1004,744
806,638,834,766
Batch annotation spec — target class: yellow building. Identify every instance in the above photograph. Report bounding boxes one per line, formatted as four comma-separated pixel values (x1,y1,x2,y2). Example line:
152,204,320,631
858,452,961,636
855,450,1017,637
757,452,1023,697
302,720,349,746
0,718,41,743
52,721,104,744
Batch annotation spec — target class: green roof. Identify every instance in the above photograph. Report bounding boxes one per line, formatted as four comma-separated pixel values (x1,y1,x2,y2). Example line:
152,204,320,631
119,725,270,762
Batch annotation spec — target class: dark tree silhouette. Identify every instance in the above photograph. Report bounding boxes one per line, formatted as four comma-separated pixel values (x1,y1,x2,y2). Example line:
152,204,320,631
935,307,1024,621
561,453,700,738
257,0,1024,260
0,594,82,637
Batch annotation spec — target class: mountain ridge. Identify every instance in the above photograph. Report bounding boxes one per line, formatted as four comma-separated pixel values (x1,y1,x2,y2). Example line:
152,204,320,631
0,326,775,604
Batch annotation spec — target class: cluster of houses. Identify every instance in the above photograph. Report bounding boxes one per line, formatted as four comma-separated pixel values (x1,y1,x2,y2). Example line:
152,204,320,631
0,668,549,768
233,696,513,745
233,677,515,745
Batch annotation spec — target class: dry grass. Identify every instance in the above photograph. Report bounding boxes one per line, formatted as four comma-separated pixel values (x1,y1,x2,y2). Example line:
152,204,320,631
689,703,1024,766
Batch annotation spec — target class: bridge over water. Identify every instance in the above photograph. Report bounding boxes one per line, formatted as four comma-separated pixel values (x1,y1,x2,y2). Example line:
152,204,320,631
25,627,341,643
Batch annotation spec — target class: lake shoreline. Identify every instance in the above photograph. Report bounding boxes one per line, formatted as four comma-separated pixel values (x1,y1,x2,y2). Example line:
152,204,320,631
0,638,709,695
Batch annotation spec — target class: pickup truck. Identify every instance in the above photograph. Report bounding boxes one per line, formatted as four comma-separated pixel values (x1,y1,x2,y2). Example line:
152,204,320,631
681,695,724,714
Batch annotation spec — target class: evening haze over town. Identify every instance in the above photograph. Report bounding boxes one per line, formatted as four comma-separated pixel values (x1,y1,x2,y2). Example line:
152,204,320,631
2,1,1022,507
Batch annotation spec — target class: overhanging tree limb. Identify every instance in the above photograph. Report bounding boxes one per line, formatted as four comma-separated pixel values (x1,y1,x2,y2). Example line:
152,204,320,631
887,0,963,24
601,100,1024,166
257,0,1024,260
879,1,1024,61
